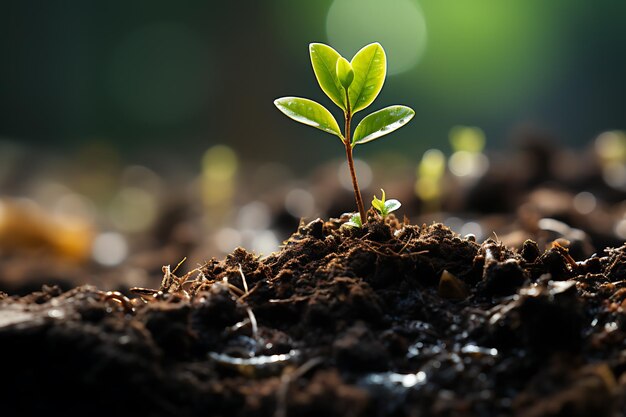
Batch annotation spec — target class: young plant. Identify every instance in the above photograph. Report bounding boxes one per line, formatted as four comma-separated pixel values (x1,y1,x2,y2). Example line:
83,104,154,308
344,212,363,228
274,42,414,225
371,189,401,218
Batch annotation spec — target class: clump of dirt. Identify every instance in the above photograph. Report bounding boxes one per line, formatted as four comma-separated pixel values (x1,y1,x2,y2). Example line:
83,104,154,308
2,216,626,417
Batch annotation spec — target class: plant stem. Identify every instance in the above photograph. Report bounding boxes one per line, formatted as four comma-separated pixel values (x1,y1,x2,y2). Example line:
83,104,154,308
343,92,367,224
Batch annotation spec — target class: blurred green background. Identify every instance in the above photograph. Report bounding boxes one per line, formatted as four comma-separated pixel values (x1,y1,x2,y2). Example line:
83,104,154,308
2,0,625,169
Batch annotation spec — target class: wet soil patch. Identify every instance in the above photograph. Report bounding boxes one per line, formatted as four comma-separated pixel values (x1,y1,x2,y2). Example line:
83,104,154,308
2,216,626,416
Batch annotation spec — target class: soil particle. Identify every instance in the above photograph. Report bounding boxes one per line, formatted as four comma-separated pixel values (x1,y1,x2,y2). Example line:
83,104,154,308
481,259,529,297
535,249,573,281
298,218,325,240
521,239,541,263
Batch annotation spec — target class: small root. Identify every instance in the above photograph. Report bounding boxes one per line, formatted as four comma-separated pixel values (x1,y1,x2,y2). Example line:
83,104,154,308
102,291,134,314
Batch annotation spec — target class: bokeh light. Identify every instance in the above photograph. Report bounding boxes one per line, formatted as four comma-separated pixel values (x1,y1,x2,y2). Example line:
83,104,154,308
285,188,316,219
202,145,238,210
326,0,427,75
92,232,128,266
572,192,597,215
214,227,243,254
615,219,626,240
449,126,486,153
415,149,445,203
459,222,483,240
237,201,272,231
448,151,489,178
595,131,626,163
108,187,158,233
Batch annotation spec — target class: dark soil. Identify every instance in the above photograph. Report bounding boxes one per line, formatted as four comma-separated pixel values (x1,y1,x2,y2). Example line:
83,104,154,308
2,214,626,417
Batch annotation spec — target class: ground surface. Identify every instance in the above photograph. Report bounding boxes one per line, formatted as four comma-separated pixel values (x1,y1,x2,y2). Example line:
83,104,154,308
2,215,626,417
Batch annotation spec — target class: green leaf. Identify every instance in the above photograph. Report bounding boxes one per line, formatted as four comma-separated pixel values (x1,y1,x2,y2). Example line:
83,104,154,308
349,43,386,114
371,189,386,214
372,199,385,214
274,97,343,138
352,105,415,145
372,188,402,217
309,43,346,110
344,212,362,228
336,57,354,89
384,199,401,213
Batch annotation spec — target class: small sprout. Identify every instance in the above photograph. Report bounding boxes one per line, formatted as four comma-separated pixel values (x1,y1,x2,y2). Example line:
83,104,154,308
274,42,414,225
336,57,354,89
343,213,362,228
371,189,401,218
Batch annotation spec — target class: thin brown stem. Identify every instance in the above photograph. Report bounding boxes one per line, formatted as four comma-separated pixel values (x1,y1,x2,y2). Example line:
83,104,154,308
343,90,366,224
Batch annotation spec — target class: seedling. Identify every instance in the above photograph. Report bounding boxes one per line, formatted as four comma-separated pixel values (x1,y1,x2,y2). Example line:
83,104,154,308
371,189,401,218
274,42,414,225
344,212,363,228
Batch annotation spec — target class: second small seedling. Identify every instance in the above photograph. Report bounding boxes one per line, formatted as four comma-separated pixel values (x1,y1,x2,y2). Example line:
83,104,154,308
371,189,401,218
344,189,401,228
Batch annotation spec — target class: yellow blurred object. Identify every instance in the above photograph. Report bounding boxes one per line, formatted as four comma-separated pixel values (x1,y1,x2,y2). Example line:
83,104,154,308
415,149,445,208
418,149,446,179
595,131,626,163
201,145,239,229
415,178,441,202
448,126,489,179
595,131,626,190
0,198,95,262
202,145,238,205
449,126,486,153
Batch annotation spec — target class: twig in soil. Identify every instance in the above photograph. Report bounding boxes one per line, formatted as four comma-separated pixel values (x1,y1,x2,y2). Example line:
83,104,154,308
246,307,259,342
102,291,134,314
238,263,249,294
487,297,519,325
159,257,198,296
178,264,207,288
237,283,260,302
551,240,579,270
358,241,392,257
230,266,259,342
275,357,325,417
129,287,159,302
269,295,309,304
160,264,176,292
219,278,245,297
360,240,428,258
172,257,187,274
130,261,207,303
398,232,413,253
